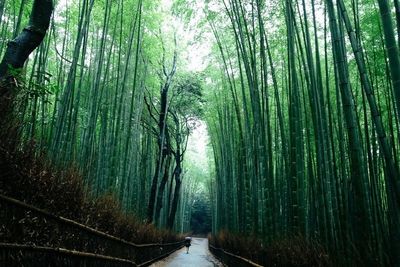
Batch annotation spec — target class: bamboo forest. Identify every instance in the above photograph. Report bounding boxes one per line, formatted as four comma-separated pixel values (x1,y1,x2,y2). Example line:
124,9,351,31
0,0,400,266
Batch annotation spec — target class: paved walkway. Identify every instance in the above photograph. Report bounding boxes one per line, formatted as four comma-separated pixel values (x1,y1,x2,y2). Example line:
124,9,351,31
150,238,223,267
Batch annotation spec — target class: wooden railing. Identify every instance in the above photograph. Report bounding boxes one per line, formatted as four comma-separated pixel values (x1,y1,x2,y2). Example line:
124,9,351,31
0,243,136,267
0,194,184,266
209,244,264,267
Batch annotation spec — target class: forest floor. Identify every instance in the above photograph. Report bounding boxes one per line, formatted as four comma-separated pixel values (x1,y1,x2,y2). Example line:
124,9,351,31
150,238,223,267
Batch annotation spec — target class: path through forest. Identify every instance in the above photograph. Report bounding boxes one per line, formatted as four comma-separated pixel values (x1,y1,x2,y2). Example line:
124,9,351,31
150,238,223,267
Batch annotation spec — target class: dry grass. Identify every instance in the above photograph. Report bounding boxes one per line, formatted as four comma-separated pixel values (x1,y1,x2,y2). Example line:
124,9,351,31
209,230,331,267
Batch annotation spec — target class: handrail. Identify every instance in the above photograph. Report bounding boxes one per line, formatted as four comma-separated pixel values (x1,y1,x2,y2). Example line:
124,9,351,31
0,194,183,248
0,194,185,266
0,243,137,265
137,245,183,267
209,244,263,267
0,242,184,267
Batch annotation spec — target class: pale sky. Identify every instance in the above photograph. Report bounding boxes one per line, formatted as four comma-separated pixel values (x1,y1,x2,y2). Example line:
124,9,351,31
161,0,212,72
186,121,210,171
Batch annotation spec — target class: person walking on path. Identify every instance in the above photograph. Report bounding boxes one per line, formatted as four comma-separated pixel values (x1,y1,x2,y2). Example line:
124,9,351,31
184,237,192,254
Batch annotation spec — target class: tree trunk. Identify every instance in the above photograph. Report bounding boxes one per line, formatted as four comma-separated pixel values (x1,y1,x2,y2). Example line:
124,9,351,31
147,85,170,224
154,153,172,224
167,163,182,230
0,0,52,143
0,0,53,82
377,0,400,147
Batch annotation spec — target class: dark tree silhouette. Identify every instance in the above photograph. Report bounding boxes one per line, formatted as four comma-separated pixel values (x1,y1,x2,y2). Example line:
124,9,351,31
0,0,53,82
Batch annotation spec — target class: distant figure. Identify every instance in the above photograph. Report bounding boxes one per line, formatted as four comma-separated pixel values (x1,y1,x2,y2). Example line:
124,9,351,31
184,236,192,254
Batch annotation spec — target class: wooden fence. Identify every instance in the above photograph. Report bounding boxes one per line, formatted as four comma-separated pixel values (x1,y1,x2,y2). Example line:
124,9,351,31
0,194,184,266
209,244,264,267
0,243,136,267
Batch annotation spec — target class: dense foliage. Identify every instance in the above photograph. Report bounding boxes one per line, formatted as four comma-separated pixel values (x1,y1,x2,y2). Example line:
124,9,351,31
190,192,212,235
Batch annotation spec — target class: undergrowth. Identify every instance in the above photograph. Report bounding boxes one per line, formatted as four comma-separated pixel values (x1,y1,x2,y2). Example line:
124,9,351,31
209,230,331,267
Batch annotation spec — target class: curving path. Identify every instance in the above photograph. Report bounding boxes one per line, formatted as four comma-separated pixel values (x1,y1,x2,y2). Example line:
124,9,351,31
150,238,223,267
